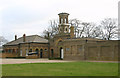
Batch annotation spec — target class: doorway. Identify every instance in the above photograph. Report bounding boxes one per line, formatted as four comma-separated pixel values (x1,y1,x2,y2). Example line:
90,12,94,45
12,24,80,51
51,49,54,57
40,49,43,58
60,47,64,59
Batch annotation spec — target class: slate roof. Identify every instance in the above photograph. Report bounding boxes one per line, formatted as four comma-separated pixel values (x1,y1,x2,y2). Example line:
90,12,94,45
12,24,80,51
4,35,48,46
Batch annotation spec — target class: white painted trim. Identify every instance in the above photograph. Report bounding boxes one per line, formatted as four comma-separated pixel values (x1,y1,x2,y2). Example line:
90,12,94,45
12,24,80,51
61,49,64,59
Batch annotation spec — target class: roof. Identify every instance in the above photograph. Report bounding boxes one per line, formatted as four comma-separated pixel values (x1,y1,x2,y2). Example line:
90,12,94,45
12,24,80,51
64,38,105,42
4,35,48,46
58,12,69,15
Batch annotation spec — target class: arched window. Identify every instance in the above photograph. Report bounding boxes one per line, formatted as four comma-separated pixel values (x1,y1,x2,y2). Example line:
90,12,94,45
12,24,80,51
66,28,67,31
64,27,68,33
61,19,63,24
29,49,32,52
44,49,47,51
65,18,67,23
35,49,39,54
40,49,43,52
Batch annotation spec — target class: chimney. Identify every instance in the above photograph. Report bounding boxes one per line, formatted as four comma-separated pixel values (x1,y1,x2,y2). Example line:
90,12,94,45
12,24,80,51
15,35,17,40
23,34,26,42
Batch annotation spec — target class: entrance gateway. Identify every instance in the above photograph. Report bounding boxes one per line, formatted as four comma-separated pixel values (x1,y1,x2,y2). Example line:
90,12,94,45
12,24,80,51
60,47,64,59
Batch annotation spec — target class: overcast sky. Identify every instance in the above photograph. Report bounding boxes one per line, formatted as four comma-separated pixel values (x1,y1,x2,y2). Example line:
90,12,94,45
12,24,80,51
0,0,119,41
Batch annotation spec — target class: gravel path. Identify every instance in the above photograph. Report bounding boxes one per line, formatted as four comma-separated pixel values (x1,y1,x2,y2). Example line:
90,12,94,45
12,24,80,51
0,59,119,64
0,59,71,64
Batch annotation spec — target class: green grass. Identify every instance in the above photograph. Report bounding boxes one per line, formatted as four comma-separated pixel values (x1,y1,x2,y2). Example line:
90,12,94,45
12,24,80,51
2,62,118,76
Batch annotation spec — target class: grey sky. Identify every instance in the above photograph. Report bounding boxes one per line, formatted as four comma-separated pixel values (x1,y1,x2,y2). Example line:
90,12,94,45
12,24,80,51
0,0,119,41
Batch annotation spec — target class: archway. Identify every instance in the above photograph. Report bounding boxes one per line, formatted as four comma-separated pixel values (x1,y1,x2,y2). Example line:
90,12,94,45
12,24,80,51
60,47,64,59
51,49,54,57
40,49,43,58
35,49,39,54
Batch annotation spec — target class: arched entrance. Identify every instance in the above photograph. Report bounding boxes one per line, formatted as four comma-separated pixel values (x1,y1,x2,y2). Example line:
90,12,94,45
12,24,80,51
40,49,43,58
60,47,64,59
35,49,39,53
51,49,54,57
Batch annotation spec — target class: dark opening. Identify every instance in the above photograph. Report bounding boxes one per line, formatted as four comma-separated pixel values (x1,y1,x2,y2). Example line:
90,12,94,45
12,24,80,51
60,47,63,58
40,49,43,58
29,49,32,52
66,28,67,31
51,49,54,57
35,49,39,54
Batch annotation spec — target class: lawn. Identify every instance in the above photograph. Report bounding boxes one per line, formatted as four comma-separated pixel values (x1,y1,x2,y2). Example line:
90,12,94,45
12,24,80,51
2,62,118,76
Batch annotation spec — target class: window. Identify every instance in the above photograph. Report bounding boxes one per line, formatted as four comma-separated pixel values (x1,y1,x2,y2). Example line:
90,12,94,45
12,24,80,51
13,49,15,53
66,48,69,51
45,49,47,51
79,48,82,51
16,49,18,53
35,49,39,52
65,18,67,23
29,49,32,52
11,49,13,53
64,27,68,33
60,28,62,32
8,49,11,53
40,49,43,52
61,19,63,23
20,49,22,56
66,28,67,31
58,40,62,43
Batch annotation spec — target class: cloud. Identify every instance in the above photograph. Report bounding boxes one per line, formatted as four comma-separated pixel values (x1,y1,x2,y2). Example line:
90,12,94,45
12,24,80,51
0,0,119,41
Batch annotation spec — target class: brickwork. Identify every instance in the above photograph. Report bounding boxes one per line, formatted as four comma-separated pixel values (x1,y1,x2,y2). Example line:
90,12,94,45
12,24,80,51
3,43,49,58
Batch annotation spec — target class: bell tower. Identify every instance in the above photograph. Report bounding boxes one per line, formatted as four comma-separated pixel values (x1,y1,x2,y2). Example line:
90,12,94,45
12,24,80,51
58,13,70,34
54,12,74,40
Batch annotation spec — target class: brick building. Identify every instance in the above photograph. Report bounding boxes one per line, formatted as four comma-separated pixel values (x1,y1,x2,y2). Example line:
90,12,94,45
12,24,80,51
3,13,119,60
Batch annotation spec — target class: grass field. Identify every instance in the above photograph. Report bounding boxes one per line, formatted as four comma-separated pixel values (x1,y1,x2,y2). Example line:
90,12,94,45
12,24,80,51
2,62,118,76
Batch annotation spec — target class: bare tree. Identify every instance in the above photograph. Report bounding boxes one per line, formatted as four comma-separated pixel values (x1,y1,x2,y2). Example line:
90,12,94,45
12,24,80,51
99,18,118,40
117,28,120,40
88,26,102,38
81,22,96,38
0,36,8,46
69,19,97,38
42,18,118,40
42,20,59,39
69,19,81,37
